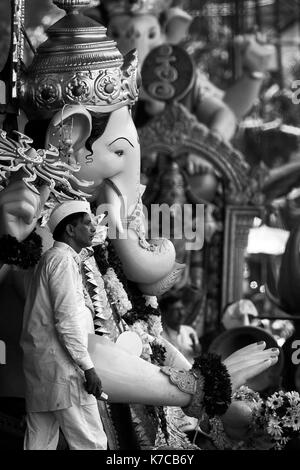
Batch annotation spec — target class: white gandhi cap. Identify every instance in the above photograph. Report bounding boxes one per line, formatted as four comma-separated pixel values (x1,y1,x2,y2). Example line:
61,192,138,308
48,200,91,234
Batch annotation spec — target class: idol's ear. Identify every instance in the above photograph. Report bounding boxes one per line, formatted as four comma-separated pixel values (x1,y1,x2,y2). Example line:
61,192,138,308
45,104,92,152
164,7,193,45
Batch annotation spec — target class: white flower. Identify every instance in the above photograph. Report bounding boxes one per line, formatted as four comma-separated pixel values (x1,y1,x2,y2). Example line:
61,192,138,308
130,320,153,361
286,391,300,406
147,314,163,337
233,386,262,404
274,437,289,450
266,394,284,410
143,295,159,309
267,418,283,438
130,320,148,339
284,414,300,431
292,417,300,431
103,268,132,316
141,342,153,361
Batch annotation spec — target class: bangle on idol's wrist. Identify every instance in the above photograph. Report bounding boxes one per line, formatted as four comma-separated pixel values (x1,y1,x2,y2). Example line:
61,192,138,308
161,353,232,419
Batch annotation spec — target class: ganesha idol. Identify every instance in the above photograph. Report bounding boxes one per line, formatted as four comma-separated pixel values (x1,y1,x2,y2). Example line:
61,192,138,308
100,0,276,124
0,0,279,450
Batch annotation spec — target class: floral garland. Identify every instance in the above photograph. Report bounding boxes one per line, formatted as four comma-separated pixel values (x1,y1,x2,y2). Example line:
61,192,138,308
93,241,166,363
92,239,169,443
207,416,238,450
192,353,232,418
252,390,300,449
103,267,133,317
207,386,263,450
208,386,300,450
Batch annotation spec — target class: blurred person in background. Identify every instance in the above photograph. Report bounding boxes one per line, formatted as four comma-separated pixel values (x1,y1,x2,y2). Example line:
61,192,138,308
160,293,201,364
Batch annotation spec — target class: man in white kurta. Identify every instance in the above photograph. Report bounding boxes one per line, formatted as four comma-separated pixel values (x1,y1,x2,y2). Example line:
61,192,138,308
160,296,201,365
20,200,107,450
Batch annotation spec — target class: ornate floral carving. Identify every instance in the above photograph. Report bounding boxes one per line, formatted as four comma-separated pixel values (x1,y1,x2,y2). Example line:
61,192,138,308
35,77,61,109
95,71,121,103
138,102,252,205
65,74,92,102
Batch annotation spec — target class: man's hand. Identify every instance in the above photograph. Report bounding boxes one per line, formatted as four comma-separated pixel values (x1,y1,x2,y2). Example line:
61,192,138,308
185,153,214,176
84,367,107,401
235,33,276,73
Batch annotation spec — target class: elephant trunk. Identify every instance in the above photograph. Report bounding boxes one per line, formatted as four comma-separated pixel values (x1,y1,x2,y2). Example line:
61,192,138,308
97,178,183,293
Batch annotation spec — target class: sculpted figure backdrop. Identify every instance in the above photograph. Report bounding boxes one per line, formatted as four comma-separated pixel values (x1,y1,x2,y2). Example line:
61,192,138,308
94,0,277,337
99,0,276,124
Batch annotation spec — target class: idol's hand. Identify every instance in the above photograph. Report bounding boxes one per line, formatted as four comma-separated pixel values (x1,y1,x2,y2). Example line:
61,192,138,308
0,180,50,241
223,342,279,391
185,153,215,176
220,399,274,449
235,33,276,73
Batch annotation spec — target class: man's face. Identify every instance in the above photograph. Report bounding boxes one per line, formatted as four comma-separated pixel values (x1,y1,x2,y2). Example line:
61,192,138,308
72,213,96,250
166,300,185,329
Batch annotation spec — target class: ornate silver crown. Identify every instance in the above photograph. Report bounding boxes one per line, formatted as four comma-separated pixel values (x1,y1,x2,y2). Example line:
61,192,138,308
19,0,140,120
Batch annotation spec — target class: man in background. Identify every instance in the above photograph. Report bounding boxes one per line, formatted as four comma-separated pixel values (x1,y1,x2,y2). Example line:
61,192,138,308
160,293,201,364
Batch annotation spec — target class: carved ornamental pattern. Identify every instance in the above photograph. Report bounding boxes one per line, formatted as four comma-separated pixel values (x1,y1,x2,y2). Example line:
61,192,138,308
138,101,257,206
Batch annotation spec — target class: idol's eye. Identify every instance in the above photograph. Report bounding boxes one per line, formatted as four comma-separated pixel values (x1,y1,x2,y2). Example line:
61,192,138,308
114,150,124,157
148,28,157,39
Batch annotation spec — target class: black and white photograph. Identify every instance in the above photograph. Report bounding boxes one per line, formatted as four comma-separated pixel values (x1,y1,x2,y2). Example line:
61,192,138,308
0,0,300,454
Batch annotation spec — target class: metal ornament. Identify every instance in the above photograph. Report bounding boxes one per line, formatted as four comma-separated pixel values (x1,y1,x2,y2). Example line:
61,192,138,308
0,129,93,201
19,0,140,120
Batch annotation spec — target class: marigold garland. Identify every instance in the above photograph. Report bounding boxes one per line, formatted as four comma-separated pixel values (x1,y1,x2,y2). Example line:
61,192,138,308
192,352,232,418
93,239,168,441
0,231,42,269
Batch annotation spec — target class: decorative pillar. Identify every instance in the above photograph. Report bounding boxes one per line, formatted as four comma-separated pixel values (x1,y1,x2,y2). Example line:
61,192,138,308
222,206,263,314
